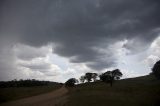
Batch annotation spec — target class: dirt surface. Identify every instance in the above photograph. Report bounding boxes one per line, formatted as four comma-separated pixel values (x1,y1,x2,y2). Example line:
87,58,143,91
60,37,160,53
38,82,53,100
0,86,68,106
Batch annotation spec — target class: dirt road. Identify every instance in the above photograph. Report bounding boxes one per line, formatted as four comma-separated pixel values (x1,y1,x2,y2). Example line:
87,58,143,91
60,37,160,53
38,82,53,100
0,86,68,106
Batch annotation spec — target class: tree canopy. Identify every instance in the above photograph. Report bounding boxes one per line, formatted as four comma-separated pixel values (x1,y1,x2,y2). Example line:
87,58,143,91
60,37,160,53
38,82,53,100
100,69,123,86
65,78,78,87
80,73,98,83
152,60,160,79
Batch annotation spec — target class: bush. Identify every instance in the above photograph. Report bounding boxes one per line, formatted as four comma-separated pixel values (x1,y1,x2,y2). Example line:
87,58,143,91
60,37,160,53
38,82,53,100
65,78,78,87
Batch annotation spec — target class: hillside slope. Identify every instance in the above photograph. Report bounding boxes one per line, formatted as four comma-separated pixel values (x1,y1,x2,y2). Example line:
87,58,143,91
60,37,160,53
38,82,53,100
0,86,68,106
0,84,62,103
66,75,160,106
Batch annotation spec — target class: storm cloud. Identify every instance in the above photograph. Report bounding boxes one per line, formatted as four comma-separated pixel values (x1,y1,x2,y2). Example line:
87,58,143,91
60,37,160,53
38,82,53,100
0,0,160,81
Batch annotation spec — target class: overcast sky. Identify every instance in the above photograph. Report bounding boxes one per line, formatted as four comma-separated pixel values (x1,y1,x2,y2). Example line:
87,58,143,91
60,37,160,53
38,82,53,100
0,0,160,82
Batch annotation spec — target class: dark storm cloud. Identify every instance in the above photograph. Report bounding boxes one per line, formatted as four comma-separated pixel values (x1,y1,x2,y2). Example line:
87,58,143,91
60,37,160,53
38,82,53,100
13,44,50,61
19,62,51,71
0,0,160,70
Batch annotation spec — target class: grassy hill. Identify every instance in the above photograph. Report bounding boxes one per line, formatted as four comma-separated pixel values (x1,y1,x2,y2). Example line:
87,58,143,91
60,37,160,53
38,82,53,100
66,75,160,106
0,82,62,103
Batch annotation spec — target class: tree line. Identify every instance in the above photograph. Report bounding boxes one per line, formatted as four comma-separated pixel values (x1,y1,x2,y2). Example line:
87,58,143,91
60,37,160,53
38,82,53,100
0,79,62,88
1,60,160,88
65,59,160,87
65,69,123,87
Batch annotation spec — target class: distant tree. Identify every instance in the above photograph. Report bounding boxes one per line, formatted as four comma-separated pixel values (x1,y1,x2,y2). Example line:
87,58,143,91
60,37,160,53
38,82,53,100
152,60,160,79
92,73,98,82
99,71,111,81
100,71,113,86
80,75,86,83
65,78,78,87
0,79,60,88
85,73,93,82
84,73,98,82
112,69,123,80
100,69,123,86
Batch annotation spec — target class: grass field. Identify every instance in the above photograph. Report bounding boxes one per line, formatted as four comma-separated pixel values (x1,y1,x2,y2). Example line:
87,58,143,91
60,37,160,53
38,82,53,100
66,75,160,106
0,84,62,103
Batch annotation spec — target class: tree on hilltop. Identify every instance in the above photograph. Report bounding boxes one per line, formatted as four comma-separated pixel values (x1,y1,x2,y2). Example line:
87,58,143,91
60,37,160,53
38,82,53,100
100,69,122,86
80,73,98,83
152,60,160,79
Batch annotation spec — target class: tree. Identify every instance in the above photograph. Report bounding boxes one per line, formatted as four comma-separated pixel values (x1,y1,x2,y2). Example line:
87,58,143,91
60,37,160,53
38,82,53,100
79,75,86,83
85,73,93,82
99,71,113,86
99,69,123,86
65,78,78,87
112,69,123,80
152,60,160,79
92,73,98,82
84,73,98,82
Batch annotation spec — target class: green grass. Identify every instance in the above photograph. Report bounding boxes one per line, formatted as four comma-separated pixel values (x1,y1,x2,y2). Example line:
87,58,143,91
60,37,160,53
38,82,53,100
0,85,62,103
66,75,160,106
